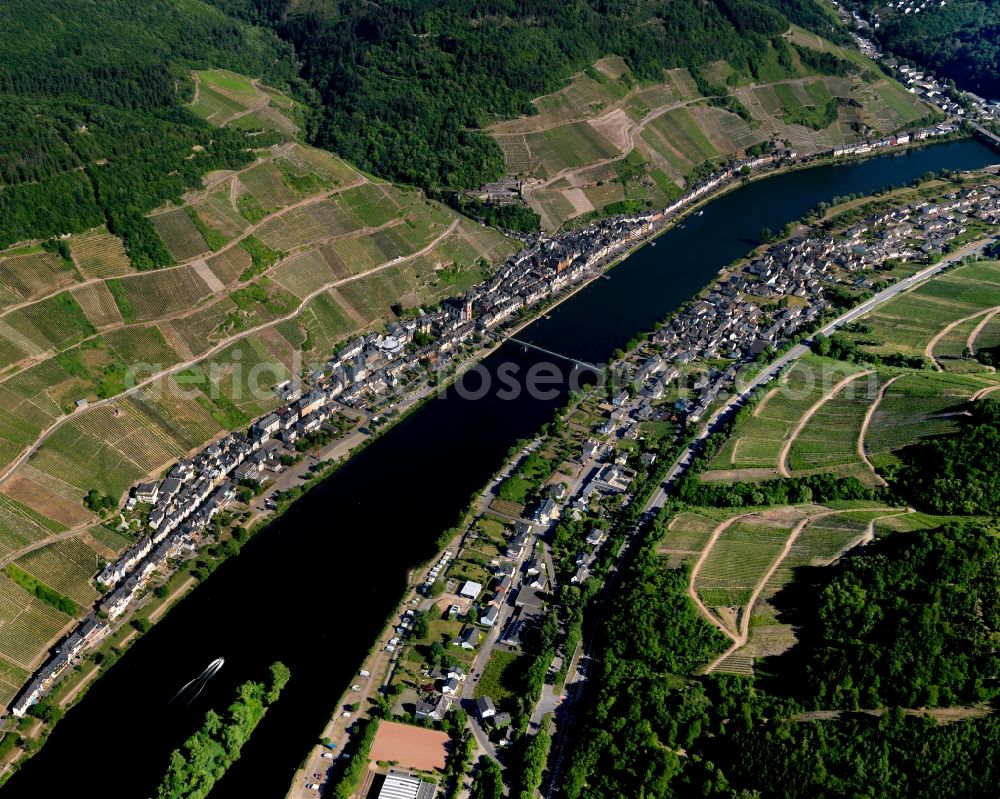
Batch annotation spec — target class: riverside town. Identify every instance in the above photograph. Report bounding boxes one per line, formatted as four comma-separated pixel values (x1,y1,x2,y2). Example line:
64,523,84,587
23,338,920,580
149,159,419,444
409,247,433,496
12,151,999,728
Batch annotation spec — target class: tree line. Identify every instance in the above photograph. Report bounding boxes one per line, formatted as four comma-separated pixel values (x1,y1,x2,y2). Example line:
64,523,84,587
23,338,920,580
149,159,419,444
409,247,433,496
156,661,291,799
214,0,844,189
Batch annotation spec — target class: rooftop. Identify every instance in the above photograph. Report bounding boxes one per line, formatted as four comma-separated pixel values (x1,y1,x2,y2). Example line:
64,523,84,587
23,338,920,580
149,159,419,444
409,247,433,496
377,770,436,799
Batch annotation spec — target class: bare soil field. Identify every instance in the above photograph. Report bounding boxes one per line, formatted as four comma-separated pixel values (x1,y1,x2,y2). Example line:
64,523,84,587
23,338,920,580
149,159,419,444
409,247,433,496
562,187,595,216
369,720,449,771
588,108,633,153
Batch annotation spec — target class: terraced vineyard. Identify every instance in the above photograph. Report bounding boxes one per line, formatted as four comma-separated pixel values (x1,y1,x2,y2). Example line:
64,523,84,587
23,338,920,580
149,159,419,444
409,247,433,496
0,250,78,308
149,208,211,262
16,538,101,607
846,260,1000,357
68,229,135,279
489,28,930,229
757,508,894,605
0,657,29,709
682,504,901,674
0,574,71,670
72,283,124,329
110,266,213,322
695,516,803,609
0,495,62,561
786,371,885,480
703,358,866,477
864,370,995,466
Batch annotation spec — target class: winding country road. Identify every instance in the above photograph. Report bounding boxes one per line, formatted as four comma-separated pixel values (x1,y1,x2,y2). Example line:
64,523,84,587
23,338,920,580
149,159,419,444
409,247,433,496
856,374,900,485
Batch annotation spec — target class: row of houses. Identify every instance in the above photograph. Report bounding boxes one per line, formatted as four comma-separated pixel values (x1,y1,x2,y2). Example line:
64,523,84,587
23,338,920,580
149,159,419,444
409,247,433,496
614,182,999,431
831,124,955,159
10,619,104,718
844,2,1000,120
413,522,542,724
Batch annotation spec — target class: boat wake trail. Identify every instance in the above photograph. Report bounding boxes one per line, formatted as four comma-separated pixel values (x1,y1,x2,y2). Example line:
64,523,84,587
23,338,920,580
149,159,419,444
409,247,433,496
170,657,225,706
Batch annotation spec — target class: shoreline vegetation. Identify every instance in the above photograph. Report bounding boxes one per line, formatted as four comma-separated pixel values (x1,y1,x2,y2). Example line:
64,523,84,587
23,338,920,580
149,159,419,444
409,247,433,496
156,661,290,799
0,137,992,785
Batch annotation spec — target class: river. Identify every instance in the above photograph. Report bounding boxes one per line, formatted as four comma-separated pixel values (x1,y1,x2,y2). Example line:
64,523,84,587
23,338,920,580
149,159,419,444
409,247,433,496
2,138,995,798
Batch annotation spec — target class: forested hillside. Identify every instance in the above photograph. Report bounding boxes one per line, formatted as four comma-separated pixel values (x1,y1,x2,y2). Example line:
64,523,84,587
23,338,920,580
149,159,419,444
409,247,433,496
0,0,298,263
891,399,1000,515
773,523,1000,709
560,515,1000,798
209,0,847,188
866,0,1000,99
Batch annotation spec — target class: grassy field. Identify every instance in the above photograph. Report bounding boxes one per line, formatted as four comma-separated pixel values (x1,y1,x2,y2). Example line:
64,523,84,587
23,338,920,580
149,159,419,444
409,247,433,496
473,649,525,708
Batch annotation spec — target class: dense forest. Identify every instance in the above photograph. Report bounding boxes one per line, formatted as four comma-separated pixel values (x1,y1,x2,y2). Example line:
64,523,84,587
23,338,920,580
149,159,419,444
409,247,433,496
889,398,1000,515
210,0,844,188
1,0,856,252
0,0,297,259
867,0,1000,99
768,523,1000,709
558,514,1000,797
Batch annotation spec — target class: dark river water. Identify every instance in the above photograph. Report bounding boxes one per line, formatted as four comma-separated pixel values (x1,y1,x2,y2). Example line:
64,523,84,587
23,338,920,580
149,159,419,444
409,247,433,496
2,138,995,798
